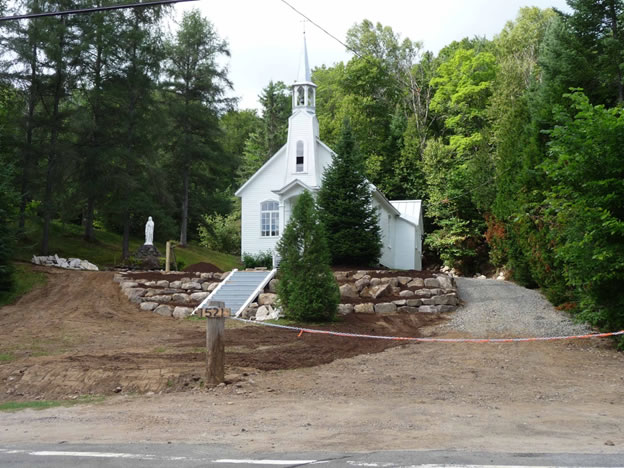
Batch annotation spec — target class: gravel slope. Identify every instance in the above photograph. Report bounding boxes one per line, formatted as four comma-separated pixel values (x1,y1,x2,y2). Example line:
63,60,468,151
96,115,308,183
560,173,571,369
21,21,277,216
443,277,594,338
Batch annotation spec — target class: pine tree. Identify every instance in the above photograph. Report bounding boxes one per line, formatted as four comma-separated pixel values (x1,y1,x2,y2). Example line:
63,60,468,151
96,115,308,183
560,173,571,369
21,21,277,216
317,119,381,266
276,191,339,322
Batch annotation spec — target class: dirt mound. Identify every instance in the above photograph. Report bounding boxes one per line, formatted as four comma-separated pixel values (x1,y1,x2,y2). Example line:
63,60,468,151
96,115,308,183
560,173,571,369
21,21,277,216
0,266,441,401
183,262,223,273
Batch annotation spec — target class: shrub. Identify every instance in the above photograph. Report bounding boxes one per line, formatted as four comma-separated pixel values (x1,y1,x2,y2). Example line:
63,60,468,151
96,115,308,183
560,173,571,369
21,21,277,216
276,191,339,322
242,250,273,269
197,212,240,255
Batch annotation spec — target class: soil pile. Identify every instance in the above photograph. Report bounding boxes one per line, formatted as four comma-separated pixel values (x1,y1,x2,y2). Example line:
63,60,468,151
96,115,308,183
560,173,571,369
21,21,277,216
183,262,222,273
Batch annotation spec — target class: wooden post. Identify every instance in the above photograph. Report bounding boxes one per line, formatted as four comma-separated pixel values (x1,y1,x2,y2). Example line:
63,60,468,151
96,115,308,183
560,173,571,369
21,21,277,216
165,241,171,273
204,301,230,387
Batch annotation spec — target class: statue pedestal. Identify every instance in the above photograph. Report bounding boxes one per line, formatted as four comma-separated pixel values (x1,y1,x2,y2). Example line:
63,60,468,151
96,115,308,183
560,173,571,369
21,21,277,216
133,244,162,270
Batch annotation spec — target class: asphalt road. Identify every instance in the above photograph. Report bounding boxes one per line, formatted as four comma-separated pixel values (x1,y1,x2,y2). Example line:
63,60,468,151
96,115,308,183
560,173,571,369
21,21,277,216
1,444,623,467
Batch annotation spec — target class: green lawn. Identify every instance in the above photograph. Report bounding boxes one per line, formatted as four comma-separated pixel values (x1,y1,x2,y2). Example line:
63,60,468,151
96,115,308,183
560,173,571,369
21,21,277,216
0,395,104,412
14,220,241,271
0,263,47,307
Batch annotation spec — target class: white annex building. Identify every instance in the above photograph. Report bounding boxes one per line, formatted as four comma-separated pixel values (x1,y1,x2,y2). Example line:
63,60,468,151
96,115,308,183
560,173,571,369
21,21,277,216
235,39,424,270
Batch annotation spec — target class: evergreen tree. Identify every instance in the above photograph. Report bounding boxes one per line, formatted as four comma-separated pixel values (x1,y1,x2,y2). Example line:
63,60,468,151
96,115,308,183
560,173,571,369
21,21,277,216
317,119,381,266
276,191,339,322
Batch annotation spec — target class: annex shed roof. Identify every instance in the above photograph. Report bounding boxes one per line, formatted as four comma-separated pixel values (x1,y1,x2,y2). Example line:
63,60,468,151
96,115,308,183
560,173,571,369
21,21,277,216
390,200,422,226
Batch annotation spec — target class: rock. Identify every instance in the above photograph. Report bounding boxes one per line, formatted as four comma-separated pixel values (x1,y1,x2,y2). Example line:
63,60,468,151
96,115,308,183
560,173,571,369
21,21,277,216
424,278,440,288
354,277,370,291
200,273,213,279
156,280,170,288
397,306,420,314
190,292,210,302
181,282,202,290
369,277,381,287
354,303,375,314
389,278,399,287
413,289,433,297
241,307,256,319
339,283,359,299
154,305,173,317
397,276,411,286
172,293,190,303
113,274,124,283
149,295,172,303
406,299,422,307
375,302,397,315
392,299,407,306
352,271,369,280
140,302,158,311
125,288,146,303
438,305,456,313
407,278,424,288
268,279,280,293
475,274,486,279
258,293,277,306
421,298,435,305
399,290,415,298
436,275,455,290
81,260,99,271
337,304,354,315
360,287,371,298
333,271,349,281
170,281,182,289
143,281,156,287
120,281,139,290
433,293,458,306
428,288,443,296
391,286,401,296
370,283,391,299
419,305,441,313
380,277,391,284
255,305,273,321
173,306,193,319
68,258,81,269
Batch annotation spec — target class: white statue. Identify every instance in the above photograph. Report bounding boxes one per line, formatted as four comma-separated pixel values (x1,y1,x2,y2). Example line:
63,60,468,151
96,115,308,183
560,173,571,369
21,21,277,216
145,216,154,246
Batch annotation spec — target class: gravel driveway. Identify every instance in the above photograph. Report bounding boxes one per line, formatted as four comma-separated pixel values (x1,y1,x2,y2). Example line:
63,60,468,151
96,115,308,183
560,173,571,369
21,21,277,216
443,277,594,338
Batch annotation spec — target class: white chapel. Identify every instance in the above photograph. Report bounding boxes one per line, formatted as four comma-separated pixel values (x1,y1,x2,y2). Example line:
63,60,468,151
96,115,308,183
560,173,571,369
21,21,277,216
235,38,424,270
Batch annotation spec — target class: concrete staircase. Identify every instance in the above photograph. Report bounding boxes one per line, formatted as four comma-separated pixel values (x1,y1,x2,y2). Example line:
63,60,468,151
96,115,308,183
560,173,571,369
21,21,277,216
193,269,277,317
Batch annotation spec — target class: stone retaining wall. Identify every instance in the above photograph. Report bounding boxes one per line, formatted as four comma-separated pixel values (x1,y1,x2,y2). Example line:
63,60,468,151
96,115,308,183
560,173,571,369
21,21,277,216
116,269,458,319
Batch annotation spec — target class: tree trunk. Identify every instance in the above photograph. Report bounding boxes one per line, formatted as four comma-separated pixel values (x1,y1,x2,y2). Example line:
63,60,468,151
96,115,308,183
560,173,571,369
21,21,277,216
179,167,189,246
84,196,95,242
608,0,624,104
41,21,65,255
122,212,130,260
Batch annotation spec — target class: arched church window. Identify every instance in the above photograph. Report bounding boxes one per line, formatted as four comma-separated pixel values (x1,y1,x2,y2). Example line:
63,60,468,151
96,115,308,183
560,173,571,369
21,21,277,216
261,200,279,237
296,141,304,172
307,87,315,106
297,86,305,106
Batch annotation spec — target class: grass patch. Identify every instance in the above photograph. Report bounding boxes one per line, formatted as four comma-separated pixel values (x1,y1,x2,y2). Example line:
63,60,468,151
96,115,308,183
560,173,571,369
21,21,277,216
14,220,241,271
0,395,104,412
0,263,47,307
0,353,15,362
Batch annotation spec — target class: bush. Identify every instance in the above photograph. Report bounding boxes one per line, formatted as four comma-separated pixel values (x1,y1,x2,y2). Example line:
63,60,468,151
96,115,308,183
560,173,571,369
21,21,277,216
276,191,339,322
242,250,273,269
197,212,241,255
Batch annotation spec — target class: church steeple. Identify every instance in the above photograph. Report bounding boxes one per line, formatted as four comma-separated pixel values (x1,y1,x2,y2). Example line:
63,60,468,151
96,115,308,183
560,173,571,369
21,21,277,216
292,33,316,112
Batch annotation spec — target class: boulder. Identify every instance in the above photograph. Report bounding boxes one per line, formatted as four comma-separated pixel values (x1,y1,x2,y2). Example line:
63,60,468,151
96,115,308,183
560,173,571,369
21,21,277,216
433,293,458,306
268,279,280,293
173,306,193,319
172,293,190,304
190,292,210,302
407,278,424,288
438,305,456,313
143,281,156,287
389,278,399,287
140,302,158,311
360,287,371,298
370,283,391,299
80,260,99,271
149,295,172,303
354,303,375,314
421,298,435,305
399,290,415,298
397,306,420,314
392,299,407,306
120,281,139,290
406,299,422,307
200,273,213,279
397,276,411,286
337,304,354,315
352,270,369,280
241,306,256,320
156,280,170,288
436,275,455,290
125,288,146,303
154,305,173,317
419,305,441,313
181,282,202,291
369,277,381,287
170,281,182,289
68,258,82,269
354,277,370,291
424,278,440,288
391,286,401,296
374,302,397,315
255,305,274,321
258,293,277,306
340,283,359,299
413,289,433,297
333,271,349,281
380,277,391,284
202,282,216,292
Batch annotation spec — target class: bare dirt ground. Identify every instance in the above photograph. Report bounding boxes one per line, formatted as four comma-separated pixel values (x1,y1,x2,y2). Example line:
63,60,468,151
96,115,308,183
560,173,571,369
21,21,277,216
1,266,623,453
